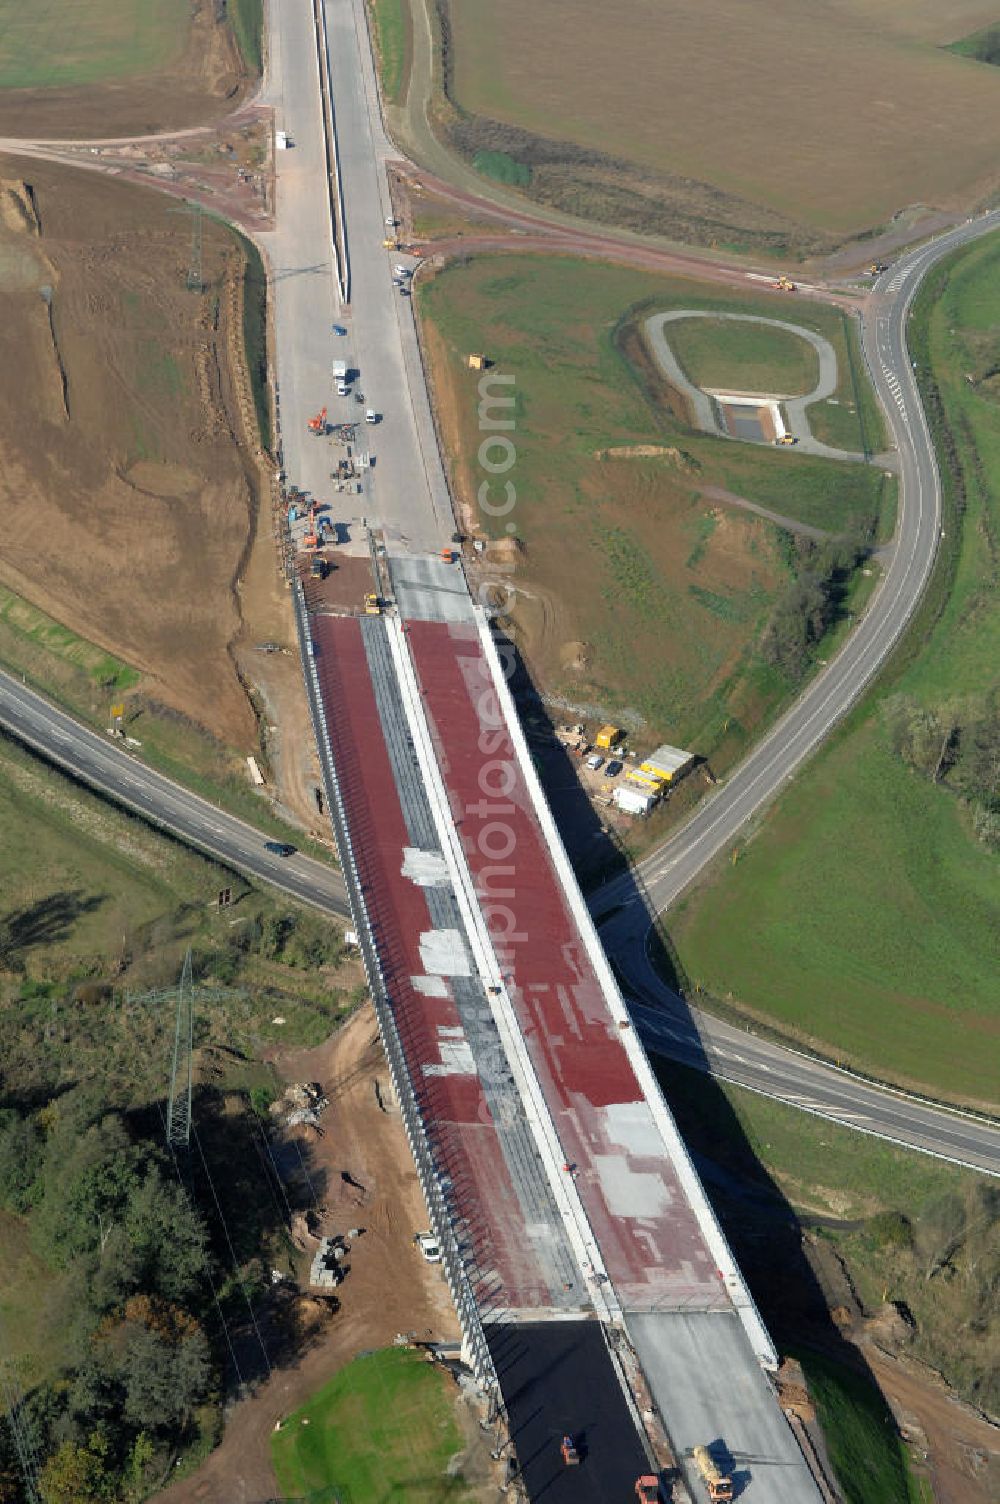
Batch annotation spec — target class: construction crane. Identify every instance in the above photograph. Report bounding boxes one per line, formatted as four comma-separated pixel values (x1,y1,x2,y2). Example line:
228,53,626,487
307,406,328,436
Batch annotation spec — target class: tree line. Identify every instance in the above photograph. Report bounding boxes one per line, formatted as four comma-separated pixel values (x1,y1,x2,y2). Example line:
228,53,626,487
0,1089,214,1503
760,533,869,683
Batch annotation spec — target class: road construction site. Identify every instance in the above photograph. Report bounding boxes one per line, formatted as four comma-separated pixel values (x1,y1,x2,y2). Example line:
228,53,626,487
257,0,832,1497
0,0,997,1495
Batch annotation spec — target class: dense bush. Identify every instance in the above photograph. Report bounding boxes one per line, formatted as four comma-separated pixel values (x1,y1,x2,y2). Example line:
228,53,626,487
883,689,1000,848
760,535,868,681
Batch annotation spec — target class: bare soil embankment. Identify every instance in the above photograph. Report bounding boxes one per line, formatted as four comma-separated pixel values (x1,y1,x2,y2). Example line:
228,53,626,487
0,157,262,749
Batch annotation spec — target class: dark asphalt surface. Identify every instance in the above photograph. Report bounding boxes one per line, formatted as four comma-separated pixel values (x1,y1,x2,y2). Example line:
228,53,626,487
0,666,349,919
486,1322,653,1503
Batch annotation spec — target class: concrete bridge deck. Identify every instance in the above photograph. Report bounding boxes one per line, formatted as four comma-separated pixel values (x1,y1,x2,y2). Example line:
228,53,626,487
304,561,822,1503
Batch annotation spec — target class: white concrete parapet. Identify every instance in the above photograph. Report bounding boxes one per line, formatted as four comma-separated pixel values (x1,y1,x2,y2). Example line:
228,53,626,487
475,610,780,1370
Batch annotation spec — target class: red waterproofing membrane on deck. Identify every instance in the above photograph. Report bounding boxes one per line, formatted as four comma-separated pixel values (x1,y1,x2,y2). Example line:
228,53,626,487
312,615,561,1310
406,619,727,1309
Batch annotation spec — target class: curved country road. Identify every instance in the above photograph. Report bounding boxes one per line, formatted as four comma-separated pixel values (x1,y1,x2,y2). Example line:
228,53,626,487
591,211,1000,1175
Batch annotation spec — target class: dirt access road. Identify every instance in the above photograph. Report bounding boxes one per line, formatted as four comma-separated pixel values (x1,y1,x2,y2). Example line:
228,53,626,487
156,1004,462,1504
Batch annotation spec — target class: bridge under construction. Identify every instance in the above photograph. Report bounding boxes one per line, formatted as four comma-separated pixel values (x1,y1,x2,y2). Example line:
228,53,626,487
291,555,822,1504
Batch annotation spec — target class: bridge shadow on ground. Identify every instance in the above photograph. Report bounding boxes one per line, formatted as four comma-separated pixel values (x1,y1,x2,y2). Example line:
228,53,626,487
136,1085,333,1395
494,626,913,1498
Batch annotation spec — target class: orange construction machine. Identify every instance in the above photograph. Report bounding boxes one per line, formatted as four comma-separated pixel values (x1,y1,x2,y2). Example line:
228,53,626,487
774,275,796,292
692,1445,733,1502
307,407,328,436
560,1435,580,1466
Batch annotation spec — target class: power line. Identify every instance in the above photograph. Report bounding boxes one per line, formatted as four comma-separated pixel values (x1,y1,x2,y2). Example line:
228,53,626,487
191,1124,271,1376
156,1102,246,1390
0,1357,43,1504
166,949,194,1150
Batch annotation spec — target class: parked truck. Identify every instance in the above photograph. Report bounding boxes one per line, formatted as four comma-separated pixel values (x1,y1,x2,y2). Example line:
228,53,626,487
332,359,349,396
692,1445,733,1502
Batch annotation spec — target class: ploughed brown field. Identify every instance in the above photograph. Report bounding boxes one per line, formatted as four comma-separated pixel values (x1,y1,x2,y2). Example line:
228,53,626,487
0,158,260,749
447,0,1000,238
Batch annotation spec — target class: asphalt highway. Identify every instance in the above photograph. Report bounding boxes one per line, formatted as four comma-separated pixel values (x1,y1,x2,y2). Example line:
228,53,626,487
0,666,349,920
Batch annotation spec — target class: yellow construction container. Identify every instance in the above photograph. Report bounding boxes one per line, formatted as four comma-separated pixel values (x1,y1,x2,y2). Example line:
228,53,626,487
626,767,666,793
467,352,488,371
639,743,693,783
595,724,621,751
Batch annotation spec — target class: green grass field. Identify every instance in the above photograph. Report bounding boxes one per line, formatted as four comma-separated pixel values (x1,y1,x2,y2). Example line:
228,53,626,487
0,586,139,696
0,579,317,853
419,255,887,788
272,1348,473,1503
229,0,264,74
667,317,819,396
0,0,190,89
668,231,1000,1101
369,0,408,104
798,1352,927,1504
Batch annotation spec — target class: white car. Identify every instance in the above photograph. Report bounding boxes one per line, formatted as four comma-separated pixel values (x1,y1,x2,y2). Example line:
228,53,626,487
393,264,412,279
586,753,604,771
416,1232,441,1263
365,408,377,424
385,215,397,228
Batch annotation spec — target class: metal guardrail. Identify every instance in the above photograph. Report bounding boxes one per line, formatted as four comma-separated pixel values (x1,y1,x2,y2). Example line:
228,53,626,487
289,585,499,1394
312,0,349,304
